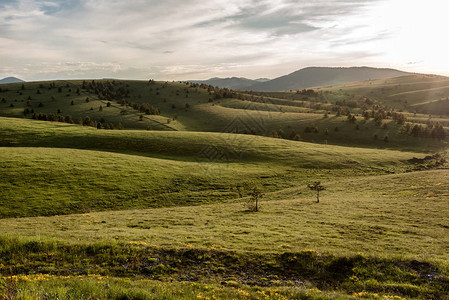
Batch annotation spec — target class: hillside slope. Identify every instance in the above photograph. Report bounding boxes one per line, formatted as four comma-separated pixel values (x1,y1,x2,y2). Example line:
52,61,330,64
0,117,423,218
0,78,447,152
317,74,449,113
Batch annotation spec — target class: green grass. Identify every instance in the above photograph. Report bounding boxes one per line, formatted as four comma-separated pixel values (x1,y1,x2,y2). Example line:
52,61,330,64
2,169,449,260
316,74,449,112
1,75,449,299
0,117,434,163
0,274,358,300
0,117,429,219
1,78,447,151
0,232,448,299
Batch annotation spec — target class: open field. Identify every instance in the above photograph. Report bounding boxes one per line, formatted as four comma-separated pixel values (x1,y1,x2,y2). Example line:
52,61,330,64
1,167,449,298
1,76,449,299
2,169,449,259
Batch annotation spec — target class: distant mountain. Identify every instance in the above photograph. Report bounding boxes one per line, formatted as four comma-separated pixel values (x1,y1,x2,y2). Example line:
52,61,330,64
190,77,269,90
247,67,411,91
0,77,25,84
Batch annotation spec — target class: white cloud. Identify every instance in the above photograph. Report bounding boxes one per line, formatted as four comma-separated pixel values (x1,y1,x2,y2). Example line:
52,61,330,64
1,0,448,81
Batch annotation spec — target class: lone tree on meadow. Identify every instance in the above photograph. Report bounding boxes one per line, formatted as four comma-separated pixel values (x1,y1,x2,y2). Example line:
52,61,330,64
248,186,263,212
308,181,325,203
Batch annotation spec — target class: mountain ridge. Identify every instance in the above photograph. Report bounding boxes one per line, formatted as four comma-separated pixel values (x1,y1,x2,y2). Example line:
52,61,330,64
247,66,412,91
188,67,411,91
0,76,25,84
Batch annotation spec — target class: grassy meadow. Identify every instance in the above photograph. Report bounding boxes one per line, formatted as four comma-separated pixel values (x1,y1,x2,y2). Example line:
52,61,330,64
1,77,449,299
2,169,449,259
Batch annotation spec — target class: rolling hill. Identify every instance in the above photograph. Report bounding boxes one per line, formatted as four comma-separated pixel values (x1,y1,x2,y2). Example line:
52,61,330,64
1,73,449,299
0,115,448,299
317,73,449,114
0,78,447,152
248,66,411,91
0,117,421,218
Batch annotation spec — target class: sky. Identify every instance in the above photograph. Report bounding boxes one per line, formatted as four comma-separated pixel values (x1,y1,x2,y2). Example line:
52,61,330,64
1,0,448,81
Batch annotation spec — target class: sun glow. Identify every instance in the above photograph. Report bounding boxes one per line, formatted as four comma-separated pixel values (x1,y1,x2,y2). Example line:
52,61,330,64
373,0,449,74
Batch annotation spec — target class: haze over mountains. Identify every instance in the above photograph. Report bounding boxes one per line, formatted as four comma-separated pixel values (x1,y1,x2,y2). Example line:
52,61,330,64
1,66,415,91
1,67,415,90
190,77,270,90
192,66,412,91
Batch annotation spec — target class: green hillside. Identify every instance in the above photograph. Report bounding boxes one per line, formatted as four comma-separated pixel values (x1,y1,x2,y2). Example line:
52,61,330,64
1,76,449,299
317,74,449,113
0,117,423,219
1,78,447,152
1,135,448,298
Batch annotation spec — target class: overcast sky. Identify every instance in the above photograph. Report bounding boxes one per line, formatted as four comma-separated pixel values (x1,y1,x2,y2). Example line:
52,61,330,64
1,0,448,81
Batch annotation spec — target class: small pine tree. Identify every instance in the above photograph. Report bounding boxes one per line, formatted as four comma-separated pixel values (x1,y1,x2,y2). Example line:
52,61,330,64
278,129,285,139
64,115,73,124
307,181,325,203
247,186,263,212
83,116,92,126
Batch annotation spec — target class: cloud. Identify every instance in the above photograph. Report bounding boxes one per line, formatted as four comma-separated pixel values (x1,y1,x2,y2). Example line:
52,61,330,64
4,0,440,80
